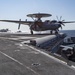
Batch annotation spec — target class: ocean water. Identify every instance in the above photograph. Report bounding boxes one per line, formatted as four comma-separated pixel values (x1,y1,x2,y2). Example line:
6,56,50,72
60,30,75,37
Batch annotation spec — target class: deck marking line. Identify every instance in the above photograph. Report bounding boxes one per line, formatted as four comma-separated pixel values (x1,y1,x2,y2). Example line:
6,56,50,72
0,51,40,75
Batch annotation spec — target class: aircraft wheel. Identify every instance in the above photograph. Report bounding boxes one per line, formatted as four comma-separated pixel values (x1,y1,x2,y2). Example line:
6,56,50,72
55,31,58,34
50,31,52,34
31,30,33,35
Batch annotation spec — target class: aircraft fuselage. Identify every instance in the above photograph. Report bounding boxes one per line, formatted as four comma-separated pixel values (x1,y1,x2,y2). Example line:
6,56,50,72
30,22,61,31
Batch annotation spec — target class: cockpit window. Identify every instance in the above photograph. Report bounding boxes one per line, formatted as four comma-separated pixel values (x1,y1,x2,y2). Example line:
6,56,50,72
50,20,57,23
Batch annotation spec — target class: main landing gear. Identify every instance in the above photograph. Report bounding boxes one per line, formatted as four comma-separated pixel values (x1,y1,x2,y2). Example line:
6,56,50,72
55,31,58,34
30,30,33,35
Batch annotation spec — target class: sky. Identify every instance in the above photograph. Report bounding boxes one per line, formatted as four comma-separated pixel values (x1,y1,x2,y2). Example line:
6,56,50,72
0,0,75,32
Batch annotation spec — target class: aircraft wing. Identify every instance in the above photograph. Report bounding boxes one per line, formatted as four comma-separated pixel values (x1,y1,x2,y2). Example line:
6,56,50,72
0,20,33,25
62,21,75,23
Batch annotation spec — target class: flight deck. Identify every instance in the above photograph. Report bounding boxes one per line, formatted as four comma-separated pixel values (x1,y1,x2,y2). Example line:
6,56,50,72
0,32,75,75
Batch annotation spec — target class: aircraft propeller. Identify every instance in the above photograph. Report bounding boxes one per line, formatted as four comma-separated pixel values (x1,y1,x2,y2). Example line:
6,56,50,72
57,17,75,30
56,16,65,29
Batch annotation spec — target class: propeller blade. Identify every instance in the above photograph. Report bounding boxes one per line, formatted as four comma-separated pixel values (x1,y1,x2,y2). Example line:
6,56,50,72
60,16,62,20
62,20,65,22
62,23,65,26
18,19,21,29
61,26,62,29
31,17,35,21
56,16,59,21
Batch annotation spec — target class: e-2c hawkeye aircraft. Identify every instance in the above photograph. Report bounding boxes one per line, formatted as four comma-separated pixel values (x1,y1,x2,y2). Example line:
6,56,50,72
0,13,75,34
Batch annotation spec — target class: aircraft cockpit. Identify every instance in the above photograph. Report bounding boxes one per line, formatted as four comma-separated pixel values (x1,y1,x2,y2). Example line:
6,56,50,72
44,20,50,24
50,20,57,23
